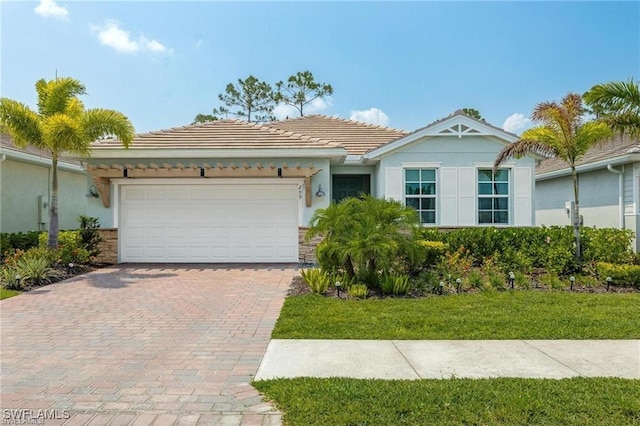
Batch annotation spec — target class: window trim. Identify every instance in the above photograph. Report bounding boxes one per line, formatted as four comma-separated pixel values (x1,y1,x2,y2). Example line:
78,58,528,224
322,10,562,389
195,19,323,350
477,167,511,226
403,166,439,226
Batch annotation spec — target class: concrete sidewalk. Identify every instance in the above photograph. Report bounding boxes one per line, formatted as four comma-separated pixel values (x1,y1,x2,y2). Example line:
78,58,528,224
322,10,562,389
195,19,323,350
255,340,640,380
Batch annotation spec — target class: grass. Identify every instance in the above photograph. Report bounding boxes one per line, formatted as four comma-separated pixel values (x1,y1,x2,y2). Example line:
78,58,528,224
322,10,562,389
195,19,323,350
254,377,640,426
0,288,21,300
272,292,640,339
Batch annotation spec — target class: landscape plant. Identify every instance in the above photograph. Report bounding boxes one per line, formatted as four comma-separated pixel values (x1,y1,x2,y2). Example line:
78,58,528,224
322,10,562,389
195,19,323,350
300,268,331,294
307,196,422,287
0,77,134,248
493,93,613,263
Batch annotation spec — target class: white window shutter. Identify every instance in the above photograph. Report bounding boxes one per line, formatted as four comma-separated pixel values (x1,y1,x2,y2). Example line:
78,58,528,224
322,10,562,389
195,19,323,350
458,167,476,226
384,167,403,201
440,167,458,226
513,167,533,226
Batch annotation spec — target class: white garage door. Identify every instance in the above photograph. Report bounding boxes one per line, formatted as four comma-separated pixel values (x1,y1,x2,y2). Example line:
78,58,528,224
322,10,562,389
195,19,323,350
119,183,299,263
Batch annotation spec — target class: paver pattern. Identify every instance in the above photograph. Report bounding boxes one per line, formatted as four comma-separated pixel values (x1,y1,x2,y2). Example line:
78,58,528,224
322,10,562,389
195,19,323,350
1,265,295,425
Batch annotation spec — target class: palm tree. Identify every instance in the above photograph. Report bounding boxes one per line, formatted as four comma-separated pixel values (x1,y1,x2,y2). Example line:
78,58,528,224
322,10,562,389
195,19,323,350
307,195,421,286
0,77,134,248
584,78,640,137
494,93,612,264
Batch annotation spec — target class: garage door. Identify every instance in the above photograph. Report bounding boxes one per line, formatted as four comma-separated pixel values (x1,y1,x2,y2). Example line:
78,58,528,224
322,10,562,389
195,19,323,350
119,183,299,263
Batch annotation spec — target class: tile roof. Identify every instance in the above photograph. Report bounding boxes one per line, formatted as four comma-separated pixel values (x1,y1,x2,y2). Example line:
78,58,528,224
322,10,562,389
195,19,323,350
0,133,82,167
90,119,343,151
536,134,640,175
271,115,408,155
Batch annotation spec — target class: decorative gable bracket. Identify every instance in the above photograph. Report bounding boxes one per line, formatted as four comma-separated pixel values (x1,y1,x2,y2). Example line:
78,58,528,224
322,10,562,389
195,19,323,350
86,162,321,208
437,123,483,138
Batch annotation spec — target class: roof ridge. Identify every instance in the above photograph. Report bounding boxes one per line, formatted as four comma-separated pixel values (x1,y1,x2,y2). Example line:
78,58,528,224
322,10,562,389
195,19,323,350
273,114,407,134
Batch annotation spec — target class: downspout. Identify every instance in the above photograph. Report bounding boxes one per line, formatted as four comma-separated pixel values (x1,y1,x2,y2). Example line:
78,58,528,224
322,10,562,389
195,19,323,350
607,164,624,229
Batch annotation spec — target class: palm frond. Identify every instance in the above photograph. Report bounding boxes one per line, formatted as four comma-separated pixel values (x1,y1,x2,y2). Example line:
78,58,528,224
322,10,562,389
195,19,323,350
584,79,640,114
83,108,135,148
0,98,43,148
41,113,84,156
573,121,613,157
36,77,86,117
494,136,559,171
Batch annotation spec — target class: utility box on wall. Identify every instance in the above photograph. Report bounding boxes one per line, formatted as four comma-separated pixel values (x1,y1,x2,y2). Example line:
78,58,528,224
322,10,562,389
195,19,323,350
37,195,48,230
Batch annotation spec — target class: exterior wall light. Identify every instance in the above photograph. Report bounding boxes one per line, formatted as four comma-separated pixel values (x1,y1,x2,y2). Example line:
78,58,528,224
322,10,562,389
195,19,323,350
86,185,99,198
315,184,326,197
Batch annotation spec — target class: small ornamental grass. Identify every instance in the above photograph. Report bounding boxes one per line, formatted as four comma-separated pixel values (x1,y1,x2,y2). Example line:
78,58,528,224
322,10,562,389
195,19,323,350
300,268,330,294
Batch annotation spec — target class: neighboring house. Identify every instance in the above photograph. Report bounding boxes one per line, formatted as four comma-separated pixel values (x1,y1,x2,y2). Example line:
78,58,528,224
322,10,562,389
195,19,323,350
536,134,640,251
82,111,537,264
0,133,88,234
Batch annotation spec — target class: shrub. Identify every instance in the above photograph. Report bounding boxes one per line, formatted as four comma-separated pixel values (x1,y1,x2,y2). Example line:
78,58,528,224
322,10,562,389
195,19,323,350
420,226,633,274
596,262,640,288
1,231,41,255
435,247,472,282
300,269,331,294
467,270,484,290
38,230,91,265
380,273,411,296
347,284,368,299
0,266,22,290
307,196,422,286
418,240,448,268
582,228,634,264
78,216,102,257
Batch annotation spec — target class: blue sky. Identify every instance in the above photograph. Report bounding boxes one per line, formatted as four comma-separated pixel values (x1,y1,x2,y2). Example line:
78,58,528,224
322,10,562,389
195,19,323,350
2,1,638,134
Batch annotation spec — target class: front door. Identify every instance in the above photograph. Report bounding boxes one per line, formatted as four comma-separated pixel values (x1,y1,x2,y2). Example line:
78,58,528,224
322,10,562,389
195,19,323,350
332,175,371,203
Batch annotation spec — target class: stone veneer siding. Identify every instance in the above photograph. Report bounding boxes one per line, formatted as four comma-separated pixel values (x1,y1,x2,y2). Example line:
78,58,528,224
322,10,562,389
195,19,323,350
96,228,118,264
298,227,322,264
95,227,321,264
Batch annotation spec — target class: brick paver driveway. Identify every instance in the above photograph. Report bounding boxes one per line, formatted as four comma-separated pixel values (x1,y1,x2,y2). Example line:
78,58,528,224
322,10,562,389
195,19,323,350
1,265,296,425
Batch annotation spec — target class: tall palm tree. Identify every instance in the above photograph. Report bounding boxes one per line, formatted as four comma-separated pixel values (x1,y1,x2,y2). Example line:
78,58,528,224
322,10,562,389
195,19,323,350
0,77,135,248
584,78,640,137
494,93,612,263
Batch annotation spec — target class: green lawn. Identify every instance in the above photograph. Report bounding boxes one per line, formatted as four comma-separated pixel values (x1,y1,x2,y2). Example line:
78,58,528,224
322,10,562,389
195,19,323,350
254,377,640,426
273,292,640,339
0,288,21,300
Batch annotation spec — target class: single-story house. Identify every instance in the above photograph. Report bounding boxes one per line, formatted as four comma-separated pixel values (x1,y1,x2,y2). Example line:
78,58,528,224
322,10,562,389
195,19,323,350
82,110,537,264
536,134,640,251
0,133,88,234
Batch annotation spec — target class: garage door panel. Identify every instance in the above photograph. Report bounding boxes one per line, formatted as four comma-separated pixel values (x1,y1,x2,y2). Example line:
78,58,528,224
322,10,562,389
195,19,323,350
120,184,299,263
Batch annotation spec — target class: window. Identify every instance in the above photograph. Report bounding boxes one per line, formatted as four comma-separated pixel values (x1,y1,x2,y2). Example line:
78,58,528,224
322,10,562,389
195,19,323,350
405,169,436,224
478,169,509,224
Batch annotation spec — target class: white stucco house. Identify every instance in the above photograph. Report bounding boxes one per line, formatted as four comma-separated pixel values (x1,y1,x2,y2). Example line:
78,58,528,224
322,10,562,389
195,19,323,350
82,110,537,263
536,134,640,251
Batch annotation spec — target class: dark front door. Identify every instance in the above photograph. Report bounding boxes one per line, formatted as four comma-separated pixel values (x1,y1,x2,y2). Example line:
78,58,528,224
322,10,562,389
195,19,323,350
332,175,371,203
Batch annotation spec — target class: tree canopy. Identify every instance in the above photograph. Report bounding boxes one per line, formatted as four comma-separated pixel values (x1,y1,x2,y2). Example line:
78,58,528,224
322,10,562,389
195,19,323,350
462,108,484,121
0,77,134,247
274,71,333,117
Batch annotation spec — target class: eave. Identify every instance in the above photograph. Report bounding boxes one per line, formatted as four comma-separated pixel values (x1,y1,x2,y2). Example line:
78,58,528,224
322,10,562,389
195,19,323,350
535,154,640,181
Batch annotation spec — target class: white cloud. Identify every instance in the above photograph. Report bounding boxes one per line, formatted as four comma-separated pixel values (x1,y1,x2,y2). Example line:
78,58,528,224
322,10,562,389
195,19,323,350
350,107,389,126
34,0,69,20
273,96,332,120
502,113,532,134
90,20,172,55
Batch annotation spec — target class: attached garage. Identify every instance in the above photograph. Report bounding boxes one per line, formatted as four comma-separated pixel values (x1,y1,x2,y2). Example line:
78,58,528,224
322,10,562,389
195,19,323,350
118,180,300,263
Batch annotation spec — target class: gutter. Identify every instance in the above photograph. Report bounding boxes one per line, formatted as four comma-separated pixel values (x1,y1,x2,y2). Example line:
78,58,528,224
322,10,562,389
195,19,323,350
536,153,640,181
0,148,85,173
607,164,624,229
